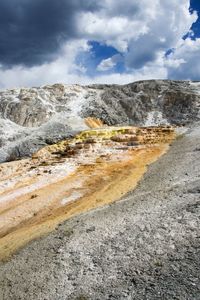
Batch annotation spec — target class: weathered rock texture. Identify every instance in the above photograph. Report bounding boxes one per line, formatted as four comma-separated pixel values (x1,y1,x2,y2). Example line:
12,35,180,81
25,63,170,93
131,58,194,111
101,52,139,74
0,80,200,162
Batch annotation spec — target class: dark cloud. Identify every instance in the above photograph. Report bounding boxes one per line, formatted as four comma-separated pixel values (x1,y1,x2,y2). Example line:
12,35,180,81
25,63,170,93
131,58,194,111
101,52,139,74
125,35,167,69
0,0,99,67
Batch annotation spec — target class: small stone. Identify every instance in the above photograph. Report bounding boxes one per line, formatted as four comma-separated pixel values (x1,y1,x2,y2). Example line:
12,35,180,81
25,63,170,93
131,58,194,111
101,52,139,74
86,226,96,233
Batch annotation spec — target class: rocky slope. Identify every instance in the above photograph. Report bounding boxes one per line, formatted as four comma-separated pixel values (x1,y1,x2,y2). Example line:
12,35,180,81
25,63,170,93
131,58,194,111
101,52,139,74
0,80,200,299
0,122,199,300
0,80,200,162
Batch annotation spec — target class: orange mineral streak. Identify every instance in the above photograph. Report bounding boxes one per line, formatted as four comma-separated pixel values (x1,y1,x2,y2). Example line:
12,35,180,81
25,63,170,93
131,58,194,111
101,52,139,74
84,117,105,128
0,126,175,261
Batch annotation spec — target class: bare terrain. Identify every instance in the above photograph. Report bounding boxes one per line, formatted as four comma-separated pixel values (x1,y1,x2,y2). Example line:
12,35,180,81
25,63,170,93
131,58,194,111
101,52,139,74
0,80,200,299
0,123,199,300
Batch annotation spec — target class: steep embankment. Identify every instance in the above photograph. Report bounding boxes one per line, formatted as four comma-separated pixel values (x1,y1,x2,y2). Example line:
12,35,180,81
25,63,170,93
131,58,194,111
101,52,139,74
0,80,200,162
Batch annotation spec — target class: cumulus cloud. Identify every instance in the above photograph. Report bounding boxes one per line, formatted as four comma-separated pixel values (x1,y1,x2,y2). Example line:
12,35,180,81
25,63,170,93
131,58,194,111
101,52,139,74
124,0,197,69
166,38,200,80
0,0,99,66
0,40,90,88
97,57,116,72
77,12,149,52
97,54,123,71
0,0,199,88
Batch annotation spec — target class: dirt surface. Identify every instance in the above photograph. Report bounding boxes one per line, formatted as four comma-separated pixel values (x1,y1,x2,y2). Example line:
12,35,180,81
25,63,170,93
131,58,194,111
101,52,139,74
0,124,200,299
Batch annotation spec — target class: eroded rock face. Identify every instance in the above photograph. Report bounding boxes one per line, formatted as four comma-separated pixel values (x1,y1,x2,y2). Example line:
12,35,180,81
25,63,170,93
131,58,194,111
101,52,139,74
0,80,200,162
84,80,200,126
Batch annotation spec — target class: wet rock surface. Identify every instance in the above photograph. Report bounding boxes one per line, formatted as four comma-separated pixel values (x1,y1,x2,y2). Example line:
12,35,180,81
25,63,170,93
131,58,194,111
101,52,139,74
0,80,200,162
0,126,174,260
0,124,199,300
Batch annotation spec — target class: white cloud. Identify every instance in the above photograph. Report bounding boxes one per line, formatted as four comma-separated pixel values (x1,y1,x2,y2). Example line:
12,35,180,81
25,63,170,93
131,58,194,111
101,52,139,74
97,57,116,72
77,0,196,56
97,54,122,71
0,0,198,89
124,0,197,69
0,40,90,89
166,38,200,80
77,12,148,52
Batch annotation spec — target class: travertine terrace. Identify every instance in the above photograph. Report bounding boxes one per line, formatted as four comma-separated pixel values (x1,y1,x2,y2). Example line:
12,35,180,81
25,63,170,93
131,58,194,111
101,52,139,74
0,124,175,260
0,80,200,300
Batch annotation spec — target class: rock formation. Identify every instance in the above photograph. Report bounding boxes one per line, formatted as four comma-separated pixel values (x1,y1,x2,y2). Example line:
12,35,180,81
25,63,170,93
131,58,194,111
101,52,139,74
0,80,200,162
0,125,175,260
0,81,200,299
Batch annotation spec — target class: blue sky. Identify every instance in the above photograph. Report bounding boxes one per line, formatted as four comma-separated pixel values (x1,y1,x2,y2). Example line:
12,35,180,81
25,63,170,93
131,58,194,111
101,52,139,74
0,0,199,88
76,41,125,76
190,0,200,37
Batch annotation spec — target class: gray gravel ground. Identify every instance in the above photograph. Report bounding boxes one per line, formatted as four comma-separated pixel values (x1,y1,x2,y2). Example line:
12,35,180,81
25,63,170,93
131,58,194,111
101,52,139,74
0,124,200,300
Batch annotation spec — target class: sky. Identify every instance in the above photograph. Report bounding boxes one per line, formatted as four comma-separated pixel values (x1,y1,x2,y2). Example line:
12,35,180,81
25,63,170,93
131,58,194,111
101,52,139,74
0,0,199,88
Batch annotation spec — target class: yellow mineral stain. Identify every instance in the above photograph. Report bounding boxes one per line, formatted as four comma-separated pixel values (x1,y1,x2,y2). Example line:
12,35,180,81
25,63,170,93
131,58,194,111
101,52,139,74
0,125,175,261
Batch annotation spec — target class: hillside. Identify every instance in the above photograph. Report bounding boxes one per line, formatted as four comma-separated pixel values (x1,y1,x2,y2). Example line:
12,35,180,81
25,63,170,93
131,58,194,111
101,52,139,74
0,80,200,162
0,80,200,299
